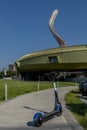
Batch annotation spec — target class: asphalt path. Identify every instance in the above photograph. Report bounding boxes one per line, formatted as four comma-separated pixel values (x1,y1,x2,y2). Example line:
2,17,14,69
0,86,84,130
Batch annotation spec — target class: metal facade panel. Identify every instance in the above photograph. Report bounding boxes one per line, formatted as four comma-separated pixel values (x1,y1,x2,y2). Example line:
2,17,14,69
61,50,87,63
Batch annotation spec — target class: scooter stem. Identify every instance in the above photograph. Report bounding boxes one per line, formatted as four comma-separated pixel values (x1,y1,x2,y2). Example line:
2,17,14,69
53,82,60,106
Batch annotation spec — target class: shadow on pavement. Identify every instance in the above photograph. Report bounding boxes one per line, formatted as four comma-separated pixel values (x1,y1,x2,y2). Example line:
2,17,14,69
23,106,48,114
27,121,36,127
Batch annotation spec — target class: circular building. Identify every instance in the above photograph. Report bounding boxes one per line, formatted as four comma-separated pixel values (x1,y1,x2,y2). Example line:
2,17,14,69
16,45,87,80
15,9,87,80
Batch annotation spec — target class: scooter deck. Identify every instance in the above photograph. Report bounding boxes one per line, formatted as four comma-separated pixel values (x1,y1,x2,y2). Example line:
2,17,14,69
43,109,61,122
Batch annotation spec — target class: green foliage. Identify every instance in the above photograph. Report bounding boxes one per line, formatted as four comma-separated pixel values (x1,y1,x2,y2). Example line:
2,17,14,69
6,70,17,77
0,70,17,78
0,71,4,79
65,90,87,130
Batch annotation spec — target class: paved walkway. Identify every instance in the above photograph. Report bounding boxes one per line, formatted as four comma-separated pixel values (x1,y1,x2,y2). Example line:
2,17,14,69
0,86,84,130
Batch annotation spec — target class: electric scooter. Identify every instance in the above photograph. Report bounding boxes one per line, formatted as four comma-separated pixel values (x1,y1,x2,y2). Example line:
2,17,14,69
33,73,62,127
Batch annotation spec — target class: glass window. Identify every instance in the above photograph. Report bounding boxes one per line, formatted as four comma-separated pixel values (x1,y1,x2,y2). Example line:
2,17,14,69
49,56,58,63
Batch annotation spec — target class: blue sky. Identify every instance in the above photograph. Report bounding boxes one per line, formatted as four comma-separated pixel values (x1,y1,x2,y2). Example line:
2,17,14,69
0,0,87,70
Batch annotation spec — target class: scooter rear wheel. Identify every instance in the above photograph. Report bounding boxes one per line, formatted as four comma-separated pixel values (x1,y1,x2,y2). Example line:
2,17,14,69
33,112,44,127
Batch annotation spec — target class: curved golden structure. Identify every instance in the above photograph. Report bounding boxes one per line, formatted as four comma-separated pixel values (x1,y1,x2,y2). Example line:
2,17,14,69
16,45,87,72
49,9,66,47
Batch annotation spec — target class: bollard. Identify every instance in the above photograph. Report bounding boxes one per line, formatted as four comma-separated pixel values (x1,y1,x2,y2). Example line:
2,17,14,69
37,82,40,91
5,83,8,101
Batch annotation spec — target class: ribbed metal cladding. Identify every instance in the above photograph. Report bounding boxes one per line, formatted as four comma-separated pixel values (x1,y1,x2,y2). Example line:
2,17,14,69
15,45,87,72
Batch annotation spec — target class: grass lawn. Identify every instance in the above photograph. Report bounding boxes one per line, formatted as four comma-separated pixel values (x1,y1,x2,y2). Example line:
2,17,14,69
0,80,51,100
65,89,87,130
0,79,76,101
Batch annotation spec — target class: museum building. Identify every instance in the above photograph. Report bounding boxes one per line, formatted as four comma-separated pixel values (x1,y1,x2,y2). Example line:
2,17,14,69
15,10,87,81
